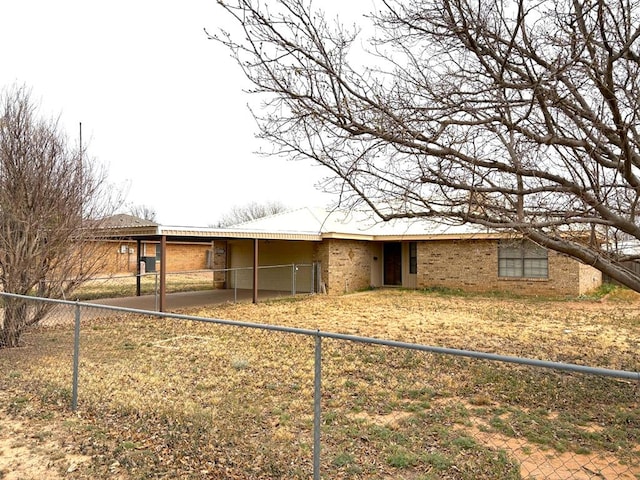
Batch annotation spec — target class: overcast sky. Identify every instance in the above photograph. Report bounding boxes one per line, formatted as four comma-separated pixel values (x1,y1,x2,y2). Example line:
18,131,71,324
0,1,369,226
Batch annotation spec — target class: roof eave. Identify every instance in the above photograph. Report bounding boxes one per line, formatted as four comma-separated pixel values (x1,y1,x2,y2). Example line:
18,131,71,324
160,228,322,241
321,232,510,241
96,226,160,238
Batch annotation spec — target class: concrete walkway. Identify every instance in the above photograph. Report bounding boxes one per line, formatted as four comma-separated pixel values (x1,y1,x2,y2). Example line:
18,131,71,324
87,289,292,312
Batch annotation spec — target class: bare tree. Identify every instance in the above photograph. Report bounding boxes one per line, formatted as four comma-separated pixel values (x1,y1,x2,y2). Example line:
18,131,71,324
128,204,157,223
214,200,288,227
214,0,640,291
0,85,117,348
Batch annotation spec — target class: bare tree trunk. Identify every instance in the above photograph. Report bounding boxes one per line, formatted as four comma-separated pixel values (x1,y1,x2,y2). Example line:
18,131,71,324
0,299,28,348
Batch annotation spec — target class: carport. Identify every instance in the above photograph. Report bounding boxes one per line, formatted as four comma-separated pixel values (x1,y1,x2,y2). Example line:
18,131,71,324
97,215,321,311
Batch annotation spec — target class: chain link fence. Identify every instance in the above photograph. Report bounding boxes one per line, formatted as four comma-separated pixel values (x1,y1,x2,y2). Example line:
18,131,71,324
73,263,319,305
1,292,638,479
72,271,211,300
218,263,318,296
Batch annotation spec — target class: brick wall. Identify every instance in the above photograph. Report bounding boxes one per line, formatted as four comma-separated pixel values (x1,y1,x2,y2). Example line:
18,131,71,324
96,241,139,274
164,243,211,271
416,239,601,296
94,241,212,275
578,261,602,294
316,239,372,294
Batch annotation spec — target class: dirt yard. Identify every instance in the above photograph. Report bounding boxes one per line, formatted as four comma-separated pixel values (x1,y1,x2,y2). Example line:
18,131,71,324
1,288,639,479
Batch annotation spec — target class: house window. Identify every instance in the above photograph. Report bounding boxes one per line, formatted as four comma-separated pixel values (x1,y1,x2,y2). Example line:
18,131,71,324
409,242,417,274
155,243,162,261
498,240,548,278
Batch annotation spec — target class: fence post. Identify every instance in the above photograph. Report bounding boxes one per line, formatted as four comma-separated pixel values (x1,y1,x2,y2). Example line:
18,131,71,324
313,332,322,480
292,264,296,296
154,272,159,311
71,301,81,412
234,269,238,303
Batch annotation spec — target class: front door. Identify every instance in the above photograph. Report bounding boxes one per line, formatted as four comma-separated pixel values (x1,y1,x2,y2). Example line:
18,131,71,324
384,242,402,286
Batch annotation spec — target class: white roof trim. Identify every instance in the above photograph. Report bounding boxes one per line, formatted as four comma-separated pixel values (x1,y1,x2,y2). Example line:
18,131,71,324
103,207,510,242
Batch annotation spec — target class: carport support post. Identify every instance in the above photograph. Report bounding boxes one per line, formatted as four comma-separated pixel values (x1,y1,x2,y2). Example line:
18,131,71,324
252,238,258,304
159,235,167,312
136,239,142,296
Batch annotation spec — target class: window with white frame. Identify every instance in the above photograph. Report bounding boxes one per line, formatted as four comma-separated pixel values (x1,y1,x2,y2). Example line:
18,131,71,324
498,240,548,278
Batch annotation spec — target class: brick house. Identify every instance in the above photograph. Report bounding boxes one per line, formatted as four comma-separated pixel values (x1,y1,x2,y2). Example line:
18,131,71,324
215,208,602,296
96,214,213,274
97,209,602,300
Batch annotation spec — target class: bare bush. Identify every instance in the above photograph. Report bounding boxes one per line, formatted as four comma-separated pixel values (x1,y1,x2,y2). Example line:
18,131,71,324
0,84,118,347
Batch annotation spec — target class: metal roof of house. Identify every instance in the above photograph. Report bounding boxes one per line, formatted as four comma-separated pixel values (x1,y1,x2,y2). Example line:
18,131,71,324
170,207,503,241
99,207,507,241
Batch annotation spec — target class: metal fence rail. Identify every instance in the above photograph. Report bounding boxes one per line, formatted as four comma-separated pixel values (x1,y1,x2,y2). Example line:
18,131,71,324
1,291,638,479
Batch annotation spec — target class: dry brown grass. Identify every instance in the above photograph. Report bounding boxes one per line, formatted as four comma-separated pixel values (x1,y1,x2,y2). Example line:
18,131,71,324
73,271,216,300
0,289,639,479
194,288,640,369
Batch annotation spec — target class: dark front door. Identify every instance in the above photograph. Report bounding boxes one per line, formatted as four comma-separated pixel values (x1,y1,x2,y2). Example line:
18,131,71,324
384,242,402,286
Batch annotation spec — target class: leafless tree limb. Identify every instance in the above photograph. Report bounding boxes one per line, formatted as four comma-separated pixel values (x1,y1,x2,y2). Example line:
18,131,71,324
214,200,289,227
0,84,119,347
214,0,640,291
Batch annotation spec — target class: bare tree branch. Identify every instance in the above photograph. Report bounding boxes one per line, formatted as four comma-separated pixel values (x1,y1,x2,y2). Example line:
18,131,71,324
0,84,119,348
214,200,289,227
215,0,640,291
127,204,157,223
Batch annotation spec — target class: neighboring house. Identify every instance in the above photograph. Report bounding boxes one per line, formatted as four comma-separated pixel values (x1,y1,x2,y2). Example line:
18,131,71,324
98,208,602,298
96,214,213,274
